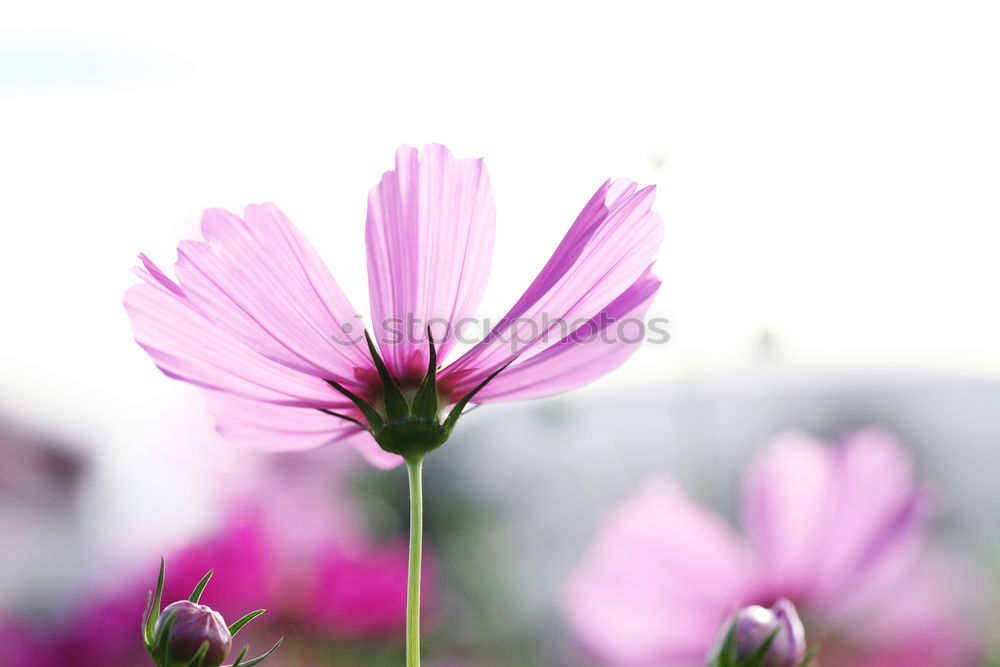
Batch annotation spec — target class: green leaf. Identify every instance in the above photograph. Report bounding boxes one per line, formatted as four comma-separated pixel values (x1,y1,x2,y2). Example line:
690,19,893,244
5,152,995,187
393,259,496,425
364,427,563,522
364,331,409,421
188,569,213,604
442,358,517,434
228,609,266,637
410,329,439,421
145,558,166,646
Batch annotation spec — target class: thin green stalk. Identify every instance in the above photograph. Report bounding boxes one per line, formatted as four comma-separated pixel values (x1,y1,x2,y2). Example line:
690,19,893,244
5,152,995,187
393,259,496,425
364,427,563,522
405,457,424,667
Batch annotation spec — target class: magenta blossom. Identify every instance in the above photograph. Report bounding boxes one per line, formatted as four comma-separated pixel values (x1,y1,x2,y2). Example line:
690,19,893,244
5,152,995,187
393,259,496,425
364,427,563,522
565,430,978,666
0,508,431,666
162,506,434,640
303,539,427,639
0,617,60,667
125,144,663,467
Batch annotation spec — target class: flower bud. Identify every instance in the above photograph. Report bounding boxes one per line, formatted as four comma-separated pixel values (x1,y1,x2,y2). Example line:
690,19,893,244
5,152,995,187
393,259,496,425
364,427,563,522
710,598,807,667
153,600,232,667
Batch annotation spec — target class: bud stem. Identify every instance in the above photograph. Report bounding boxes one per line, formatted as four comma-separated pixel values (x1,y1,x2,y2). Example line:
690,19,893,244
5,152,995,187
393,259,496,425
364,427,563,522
405,456,424,667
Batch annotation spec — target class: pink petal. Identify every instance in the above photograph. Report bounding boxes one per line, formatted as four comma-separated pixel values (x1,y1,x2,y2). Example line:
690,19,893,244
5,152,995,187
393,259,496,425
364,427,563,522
366,144,495,378
742,431,928,613
205,391,402,468
305,539,434,638
443,179,663,391
741,433,834,598
832,553,979,667
175,204,371,385
565,478,753,666
341,431,405,470
463,267,661,402
125,258,338,406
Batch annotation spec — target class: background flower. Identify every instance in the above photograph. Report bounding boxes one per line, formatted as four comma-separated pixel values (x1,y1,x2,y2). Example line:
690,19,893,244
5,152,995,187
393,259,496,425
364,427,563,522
0,447,434,667
565,430,980,667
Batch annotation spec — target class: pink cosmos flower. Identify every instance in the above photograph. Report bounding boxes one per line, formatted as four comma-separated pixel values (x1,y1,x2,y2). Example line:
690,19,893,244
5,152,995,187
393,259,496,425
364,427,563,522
124,144,663,467
162,506,433,641
565,430,978,667
0,617,61,667
0,505,431,666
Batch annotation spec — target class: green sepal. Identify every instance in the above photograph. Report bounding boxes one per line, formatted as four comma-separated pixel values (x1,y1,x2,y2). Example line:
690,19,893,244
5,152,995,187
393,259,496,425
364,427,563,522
228,609,265,637
364,331,410,422
326,333,515,462
325,380,385,431
709,623,809,667
441,358,516,435
709,620,738,667
144,558,166,647
188,570,213,604
184,640,210,667
743,628,779,666
142,591,155,650
796,646,819,667
317,408,368,430
227,647,248,667
150,609,179,664
410,329,439,422
225,638,283,667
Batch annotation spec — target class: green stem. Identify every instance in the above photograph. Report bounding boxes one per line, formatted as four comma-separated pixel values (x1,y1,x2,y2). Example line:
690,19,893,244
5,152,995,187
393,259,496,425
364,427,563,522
405,457,424,667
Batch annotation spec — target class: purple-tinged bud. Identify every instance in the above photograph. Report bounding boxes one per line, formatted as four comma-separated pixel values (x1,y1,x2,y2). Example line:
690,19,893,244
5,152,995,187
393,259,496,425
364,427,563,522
728,598,806,667
153,600,232,667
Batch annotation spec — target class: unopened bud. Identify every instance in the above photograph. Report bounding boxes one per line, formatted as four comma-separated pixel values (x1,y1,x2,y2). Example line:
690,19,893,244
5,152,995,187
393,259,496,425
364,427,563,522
153,600,232,667
709,598,807,667
143,560,281,667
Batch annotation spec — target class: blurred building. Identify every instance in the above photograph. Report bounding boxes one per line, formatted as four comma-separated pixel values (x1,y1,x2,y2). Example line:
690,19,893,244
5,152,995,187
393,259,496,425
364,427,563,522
0,415,87,615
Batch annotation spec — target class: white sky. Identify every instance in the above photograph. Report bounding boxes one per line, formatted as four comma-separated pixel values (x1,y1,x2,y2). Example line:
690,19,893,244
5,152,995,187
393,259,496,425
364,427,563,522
1,0,999,464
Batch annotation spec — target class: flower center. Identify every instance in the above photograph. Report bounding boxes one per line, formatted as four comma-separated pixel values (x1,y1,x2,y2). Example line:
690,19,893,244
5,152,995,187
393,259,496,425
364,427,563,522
322,330,511,462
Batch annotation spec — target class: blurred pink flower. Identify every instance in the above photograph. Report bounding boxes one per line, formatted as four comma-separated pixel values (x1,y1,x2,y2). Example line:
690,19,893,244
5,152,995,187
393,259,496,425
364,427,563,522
160,509,275,623
0,593,151,666
0,491,431,665
565,430,978,666
161,503,434,641
304,540,424,639
124,144,662,468
59,594,152,666
0,617,61,667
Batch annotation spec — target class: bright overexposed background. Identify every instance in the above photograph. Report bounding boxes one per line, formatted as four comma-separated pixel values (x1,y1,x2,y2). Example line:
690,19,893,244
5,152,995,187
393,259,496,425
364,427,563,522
1,1,999,662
